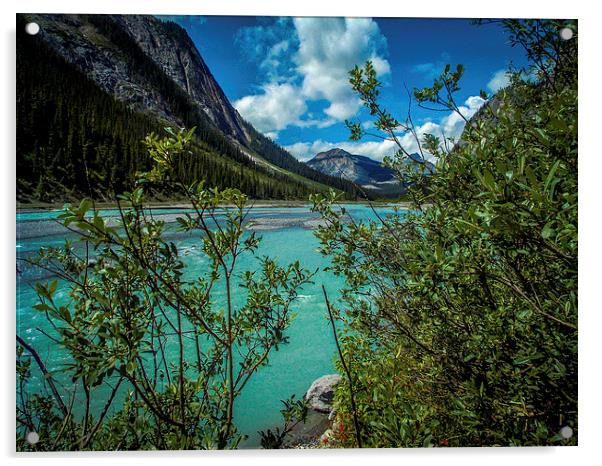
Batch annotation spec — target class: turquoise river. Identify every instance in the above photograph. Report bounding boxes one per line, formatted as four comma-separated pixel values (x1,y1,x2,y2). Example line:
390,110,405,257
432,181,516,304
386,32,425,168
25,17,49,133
16,204,402,447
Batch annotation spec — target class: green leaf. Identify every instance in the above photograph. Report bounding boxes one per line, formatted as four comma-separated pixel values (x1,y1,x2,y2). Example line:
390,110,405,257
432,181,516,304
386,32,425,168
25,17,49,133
544,159,561,195
541,223,555,240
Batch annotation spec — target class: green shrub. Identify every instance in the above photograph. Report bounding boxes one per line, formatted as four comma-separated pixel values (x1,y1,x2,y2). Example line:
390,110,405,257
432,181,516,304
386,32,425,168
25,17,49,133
312,19,577,447
17,128,313,450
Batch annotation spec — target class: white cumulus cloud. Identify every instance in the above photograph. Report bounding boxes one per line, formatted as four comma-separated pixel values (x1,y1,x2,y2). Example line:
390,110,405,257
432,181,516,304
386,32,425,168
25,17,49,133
234,17,390,135
234,83,307,134
294,17,390,122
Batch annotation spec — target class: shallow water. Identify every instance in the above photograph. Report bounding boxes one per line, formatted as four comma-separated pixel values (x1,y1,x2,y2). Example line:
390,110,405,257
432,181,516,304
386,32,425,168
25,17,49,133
16,203,402,448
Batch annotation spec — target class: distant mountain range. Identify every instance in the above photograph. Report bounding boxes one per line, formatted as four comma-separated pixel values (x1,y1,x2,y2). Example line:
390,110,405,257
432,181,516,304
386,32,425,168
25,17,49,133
306,148,434,195
16,14,361,202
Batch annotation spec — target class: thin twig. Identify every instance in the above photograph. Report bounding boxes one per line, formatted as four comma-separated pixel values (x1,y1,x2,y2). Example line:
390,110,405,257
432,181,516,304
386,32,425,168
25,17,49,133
322,285,362,448
16,335,68,416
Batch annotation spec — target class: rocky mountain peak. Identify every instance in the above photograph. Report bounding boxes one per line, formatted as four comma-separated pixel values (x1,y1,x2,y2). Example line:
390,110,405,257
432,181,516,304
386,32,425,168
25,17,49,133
306,147,398,189
315,148,353,160
306,147,435,196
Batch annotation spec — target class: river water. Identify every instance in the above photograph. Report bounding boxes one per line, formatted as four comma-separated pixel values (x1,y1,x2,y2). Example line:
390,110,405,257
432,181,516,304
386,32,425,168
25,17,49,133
16,203,402,448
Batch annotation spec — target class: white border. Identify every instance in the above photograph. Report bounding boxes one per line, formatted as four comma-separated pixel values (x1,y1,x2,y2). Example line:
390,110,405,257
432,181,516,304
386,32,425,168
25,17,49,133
2,1,599,465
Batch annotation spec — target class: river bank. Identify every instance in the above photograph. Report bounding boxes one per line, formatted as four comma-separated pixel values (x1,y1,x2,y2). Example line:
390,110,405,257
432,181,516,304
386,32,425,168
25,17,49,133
16,202,408,239
16,206,334,239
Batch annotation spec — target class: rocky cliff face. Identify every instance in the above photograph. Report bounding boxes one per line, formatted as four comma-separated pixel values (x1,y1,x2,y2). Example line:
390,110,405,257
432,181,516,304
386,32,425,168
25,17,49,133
25,14,251,145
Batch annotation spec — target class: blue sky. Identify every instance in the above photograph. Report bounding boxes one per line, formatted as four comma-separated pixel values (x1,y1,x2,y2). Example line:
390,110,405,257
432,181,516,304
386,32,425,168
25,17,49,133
159,16,528,161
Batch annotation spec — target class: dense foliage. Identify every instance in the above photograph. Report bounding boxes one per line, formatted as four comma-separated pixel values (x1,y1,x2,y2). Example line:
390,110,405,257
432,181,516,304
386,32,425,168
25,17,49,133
16,129,313,450
16,15,361,202
313,19,577,447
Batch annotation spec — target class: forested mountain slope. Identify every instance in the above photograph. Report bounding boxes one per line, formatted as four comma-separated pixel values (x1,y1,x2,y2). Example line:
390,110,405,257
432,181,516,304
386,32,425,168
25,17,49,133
16,14,361,201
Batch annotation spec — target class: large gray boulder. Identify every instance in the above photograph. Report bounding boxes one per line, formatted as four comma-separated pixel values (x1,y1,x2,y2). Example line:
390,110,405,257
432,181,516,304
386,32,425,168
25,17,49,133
304,374,342,413
284,374,342,447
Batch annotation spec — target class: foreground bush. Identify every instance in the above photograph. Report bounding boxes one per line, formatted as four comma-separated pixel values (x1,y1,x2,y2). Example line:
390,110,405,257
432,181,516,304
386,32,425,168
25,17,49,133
17,129,312,450
312,19,577,447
